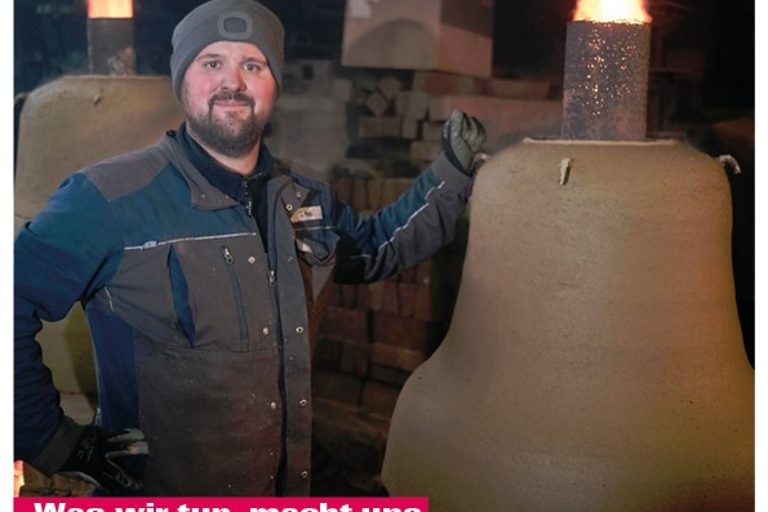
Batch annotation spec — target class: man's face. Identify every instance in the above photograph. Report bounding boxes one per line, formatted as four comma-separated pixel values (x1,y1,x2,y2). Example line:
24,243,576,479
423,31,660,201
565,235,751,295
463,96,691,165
181,40,278,158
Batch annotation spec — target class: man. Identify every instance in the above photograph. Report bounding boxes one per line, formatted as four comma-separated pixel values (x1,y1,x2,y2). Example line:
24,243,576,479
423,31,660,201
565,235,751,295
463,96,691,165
14,0,486,496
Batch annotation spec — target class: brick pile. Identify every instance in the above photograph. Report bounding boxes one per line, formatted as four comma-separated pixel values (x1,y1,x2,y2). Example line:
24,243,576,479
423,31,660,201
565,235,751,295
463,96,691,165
346,69,562,160
310,172,468,495
281,61,561,494
313,175,467,420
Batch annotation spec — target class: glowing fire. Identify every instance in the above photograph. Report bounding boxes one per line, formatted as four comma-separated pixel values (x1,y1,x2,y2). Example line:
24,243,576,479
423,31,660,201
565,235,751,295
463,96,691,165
573,0,651,24
88,0,133,18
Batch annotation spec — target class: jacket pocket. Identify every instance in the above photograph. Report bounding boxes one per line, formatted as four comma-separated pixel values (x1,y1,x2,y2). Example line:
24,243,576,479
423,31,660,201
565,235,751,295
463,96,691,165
221,245,249,345
171,234,273,351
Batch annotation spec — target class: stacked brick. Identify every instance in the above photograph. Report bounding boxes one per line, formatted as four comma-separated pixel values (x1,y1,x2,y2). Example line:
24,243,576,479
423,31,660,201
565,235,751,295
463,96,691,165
312,175,467,421
268,61,563,176
345,69,562,165
279,61,558,493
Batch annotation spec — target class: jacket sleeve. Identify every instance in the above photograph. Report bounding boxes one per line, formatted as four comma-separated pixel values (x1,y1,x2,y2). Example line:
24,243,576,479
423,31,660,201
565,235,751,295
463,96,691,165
332,152,472,284
15,172,122,474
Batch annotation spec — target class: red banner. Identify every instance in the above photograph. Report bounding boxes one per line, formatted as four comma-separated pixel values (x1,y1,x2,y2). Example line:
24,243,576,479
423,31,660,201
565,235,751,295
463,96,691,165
15,497,429,512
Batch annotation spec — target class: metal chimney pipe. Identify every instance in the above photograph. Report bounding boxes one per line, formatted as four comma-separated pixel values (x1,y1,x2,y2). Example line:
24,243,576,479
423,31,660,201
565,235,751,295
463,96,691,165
561,21,651,140
87,0,136,76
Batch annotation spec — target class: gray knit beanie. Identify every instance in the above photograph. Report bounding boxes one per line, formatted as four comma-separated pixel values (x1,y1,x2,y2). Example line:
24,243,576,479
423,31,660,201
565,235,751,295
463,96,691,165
170,0,284,100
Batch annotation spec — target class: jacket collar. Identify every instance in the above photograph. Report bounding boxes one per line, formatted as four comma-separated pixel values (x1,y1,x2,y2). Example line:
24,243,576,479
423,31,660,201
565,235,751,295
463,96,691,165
157,131,310,212
177,124,274,203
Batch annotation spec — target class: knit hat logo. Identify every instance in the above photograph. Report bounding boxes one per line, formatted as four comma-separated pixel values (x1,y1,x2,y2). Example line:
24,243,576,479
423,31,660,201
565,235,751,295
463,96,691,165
218,12,253,40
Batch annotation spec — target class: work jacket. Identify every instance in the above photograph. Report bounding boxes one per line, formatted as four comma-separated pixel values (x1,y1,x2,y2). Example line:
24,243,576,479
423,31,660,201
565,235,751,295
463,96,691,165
14,130,473,495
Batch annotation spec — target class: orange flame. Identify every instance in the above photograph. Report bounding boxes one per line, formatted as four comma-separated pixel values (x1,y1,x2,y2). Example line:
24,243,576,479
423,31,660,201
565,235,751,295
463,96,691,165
573,0,651,24
88,0,133,18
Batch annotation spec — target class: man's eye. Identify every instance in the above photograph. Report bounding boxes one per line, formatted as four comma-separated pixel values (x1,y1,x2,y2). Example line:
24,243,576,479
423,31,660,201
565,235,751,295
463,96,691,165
244,63,264,72
203,61,221,69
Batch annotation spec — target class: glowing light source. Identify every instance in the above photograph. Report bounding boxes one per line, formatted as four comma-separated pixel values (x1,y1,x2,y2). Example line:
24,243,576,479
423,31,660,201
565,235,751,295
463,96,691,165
573,0,651,24
88,0,133,19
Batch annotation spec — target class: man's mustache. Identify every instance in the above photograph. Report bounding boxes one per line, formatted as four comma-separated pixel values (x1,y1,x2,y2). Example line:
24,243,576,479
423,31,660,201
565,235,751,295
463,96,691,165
208,91,255,108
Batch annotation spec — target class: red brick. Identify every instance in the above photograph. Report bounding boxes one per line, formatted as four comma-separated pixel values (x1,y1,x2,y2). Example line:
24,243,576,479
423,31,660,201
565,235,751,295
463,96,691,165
356,285,370,311
339,284,358,309
372,312,435,352
397,282,417,317
361,381,401,417
320,306,369,344
368,364,411,387
365,281,399,314
414,285,438,321
312,370,363,404
395,91,430,119
365,91,391,117
376,75,403,100
339,340,370,378
357,116,402,139
370,342,425,372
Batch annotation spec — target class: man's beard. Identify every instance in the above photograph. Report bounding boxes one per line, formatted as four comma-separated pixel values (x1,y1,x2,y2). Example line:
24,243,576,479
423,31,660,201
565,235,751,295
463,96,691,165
185,91,268,158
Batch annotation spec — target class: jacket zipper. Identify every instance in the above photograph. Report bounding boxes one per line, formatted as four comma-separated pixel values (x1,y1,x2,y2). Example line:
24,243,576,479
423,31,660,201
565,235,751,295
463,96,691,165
222,245,249,346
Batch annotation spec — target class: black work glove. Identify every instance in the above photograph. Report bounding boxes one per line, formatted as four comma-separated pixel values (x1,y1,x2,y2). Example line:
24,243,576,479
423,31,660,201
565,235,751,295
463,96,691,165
59,425,147,493
441,109,487,175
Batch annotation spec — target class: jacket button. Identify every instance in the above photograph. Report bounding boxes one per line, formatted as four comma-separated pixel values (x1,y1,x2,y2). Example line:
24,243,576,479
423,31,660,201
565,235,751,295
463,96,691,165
300,470,309,479
269,401,278,410
285,204,294,212
262,327,270,335
248,256,256,264
299,398,308,407
287,256,294,262
295,326,305,334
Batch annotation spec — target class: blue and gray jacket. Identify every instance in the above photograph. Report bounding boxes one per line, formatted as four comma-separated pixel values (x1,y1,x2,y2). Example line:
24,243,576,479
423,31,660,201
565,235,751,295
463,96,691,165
14,129,473,495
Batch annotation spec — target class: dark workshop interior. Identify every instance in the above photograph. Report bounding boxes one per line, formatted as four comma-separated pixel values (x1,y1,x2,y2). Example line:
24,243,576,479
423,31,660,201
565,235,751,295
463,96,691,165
14,0,755,502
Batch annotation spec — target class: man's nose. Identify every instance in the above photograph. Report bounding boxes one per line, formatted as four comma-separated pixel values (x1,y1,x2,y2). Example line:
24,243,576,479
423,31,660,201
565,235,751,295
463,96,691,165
220,66,246,91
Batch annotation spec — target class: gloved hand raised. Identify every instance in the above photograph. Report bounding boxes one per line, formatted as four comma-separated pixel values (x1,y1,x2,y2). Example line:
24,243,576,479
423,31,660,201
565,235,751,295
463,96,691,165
58,425,147,493
441,109,487,175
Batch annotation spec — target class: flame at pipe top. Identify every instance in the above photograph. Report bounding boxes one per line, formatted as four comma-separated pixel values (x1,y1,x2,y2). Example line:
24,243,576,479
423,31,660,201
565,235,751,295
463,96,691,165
88,0,133,18
573,0,651,24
